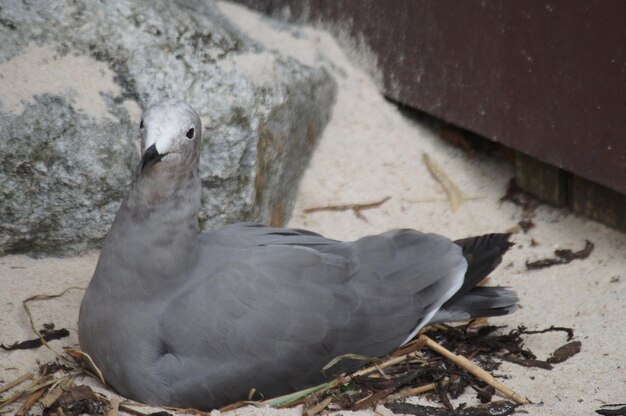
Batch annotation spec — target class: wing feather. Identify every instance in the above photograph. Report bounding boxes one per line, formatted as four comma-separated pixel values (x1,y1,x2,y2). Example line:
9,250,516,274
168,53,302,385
156,224,468,407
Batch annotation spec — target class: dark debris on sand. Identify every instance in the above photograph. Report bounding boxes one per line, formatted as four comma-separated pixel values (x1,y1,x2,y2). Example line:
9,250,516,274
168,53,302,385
0,323,70,351
386,400,519,416
296,323,581,415
596,404,626,416
526,240,594,270
43,385,110,416
501,179,540,214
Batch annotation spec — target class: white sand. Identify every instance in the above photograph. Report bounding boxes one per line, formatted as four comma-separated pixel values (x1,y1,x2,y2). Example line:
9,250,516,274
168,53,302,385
0,45,138,121
1,2,625,415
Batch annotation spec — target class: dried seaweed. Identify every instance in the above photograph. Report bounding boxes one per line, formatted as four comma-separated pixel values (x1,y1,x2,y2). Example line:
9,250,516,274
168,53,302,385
526,240,594,270
260,324,542,413
517,219,535,233
596,405,626,416
426,324,535,361
434,381,454,410
1,325,69,350
547,341,581,364
554,240,594,261
419,335,527,404
39,360,74,376
351,387,396,411
43,385,110,416
446,374,472,399
473,385,496,403
501,179,541,236
379,324,578,408
501,179,540,213
386,400,519,416
520,325,574,341
501,354,552,370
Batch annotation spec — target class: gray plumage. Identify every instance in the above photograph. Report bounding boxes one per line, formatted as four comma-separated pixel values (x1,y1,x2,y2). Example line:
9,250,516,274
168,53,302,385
78,100,517,410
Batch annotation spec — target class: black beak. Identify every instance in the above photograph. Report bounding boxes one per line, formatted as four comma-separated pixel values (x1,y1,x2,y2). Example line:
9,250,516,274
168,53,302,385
137,144,165,177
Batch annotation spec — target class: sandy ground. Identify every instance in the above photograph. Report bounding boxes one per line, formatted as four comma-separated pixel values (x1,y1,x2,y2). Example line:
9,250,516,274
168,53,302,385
1,2,625,415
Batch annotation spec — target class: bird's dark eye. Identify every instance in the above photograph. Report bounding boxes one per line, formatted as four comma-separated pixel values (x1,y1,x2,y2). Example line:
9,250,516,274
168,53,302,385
186,128,195,139
139,119,144,129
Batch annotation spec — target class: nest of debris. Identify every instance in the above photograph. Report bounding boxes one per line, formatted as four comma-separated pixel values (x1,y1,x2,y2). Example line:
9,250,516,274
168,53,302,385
221,322,581,416
1,312,582,416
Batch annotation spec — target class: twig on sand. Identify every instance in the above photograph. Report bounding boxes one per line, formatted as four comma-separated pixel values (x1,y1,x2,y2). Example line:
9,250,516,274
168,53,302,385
40,378,74,409
305,396,333,416
422,153,467,211
116,404,145,416
419,335,528,404
396,382,437,399
15,387,46,416
105,397,120,416
349,351,426,379
0,372,34,395
251,348,428,410
304,196,391,221
402,196,484,204
0,375,55,409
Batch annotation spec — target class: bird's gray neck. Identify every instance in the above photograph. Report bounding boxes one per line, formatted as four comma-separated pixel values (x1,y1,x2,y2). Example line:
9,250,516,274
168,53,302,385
126,165,201,224
94,166,201,294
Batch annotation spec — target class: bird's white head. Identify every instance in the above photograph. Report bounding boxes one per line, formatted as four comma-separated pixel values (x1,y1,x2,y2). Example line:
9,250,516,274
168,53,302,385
137,100,202,177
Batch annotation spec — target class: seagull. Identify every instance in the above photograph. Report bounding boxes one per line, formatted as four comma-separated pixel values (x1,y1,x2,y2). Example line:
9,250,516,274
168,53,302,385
78,100,517,410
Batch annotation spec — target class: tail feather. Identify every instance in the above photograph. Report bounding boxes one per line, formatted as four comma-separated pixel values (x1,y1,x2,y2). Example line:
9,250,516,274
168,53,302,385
432,286,518,323
444,233,513,307
432,233,517,324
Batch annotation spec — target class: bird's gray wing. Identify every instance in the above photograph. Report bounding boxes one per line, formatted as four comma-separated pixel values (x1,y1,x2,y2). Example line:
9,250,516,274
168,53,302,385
155,225,466,408
197,222,340,248
155,242,356,407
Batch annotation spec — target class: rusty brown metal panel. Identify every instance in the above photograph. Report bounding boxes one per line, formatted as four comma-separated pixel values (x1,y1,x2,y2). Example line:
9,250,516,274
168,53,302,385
234,0,626,195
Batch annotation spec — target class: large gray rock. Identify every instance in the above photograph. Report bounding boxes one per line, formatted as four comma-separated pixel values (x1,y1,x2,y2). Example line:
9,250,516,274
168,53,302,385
0,0,336,256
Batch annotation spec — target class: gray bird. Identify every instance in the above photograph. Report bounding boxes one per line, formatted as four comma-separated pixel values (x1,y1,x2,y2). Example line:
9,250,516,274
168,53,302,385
79,100,518,410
